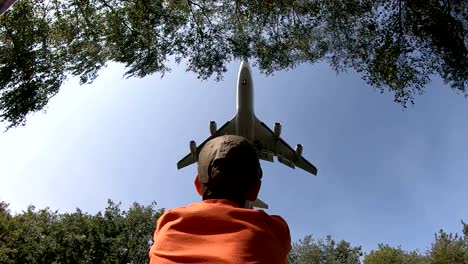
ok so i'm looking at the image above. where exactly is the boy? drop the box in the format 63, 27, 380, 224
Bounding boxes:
149, 135, 291, 263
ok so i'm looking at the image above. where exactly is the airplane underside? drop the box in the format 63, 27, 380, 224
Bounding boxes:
177, 61, 318, 209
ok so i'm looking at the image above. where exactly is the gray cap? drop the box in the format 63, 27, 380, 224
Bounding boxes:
197, 135, 263, 195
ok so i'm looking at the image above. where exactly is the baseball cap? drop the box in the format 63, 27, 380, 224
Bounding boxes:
197, 135, 263, 196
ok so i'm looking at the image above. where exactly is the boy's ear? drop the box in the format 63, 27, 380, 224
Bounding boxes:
194, 175, 203, 196
245, 180, 262, 202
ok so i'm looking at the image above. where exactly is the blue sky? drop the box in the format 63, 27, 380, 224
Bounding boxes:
0, 60, 467, 254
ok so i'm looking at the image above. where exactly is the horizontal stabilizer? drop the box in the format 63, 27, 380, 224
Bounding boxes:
252, 198, 269, 209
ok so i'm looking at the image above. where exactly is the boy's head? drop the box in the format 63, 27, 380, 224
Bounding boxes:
195, 135, 263, 207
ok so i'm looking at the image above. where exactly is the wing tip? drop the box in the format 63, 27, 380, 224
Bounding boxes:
176, 160, 184, 170
310, 168, 318, 176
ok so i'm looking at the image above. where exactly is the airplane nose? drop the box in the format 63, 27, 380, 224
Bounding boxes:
240, 60, 251, 71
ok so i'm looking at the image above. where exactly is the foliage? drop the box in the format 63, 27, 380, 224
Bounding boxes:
0, 1, 65, 129
1, 200, 467, 263
0, 0, 466, 130
288, 234, 363, 264
0, 199, 164, 264
289, 222, 468, 264
428, 222, 468, 264
364, 244, 428, 264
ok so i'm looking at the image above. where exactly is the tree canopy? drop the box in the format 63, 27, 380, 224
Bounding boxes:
1, 200, 467, 263
288, 234, 363, 264
0, 200, 163, 263
0, 0, 467, 129
364, 244, 428, 264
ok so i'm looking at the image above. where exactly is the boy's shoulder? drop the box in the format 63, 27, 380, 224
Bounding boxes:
159, 200, 289, 230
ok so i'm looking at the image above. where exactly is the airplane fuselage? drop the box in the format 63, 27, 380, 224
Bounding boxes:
177, 60, 318, 192
235, 61, 255, 141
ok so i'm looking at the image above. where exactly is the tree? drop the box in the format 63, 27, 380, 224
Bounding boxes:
288, 234, 362, 264
1, 199, 467, 263
0, 0, 467, 130
0, 0, 66, 130
363, 222, 468, 264
427, 221, 468, 264
364, 244, 428, 264
0, 199, 164, 263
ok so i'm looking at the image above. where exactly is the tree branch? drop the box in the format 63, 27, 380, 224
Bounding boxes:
186, 0, 205, 41
97, 0, 138, 36
72, 0, 95, 36
187, 0, 213, 28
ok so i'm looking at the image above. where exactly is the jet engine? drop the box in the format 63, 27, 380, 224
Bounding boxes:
274, 122, 282, 137
190, 140, 197, 157
210, 121, 217, 136
295, 144, 303, 159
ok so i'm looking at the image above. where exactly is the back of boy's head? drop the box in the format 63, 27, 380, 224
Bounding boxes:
197, 135, 263, 203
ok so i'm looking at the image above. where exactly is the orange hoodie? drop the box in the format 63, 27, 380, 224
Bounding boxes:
149, 199, 291, 264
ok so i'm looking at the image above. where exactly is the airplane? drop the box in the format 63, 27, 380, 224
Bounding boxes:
0, 0, 18, 16
177, 60, 318, 209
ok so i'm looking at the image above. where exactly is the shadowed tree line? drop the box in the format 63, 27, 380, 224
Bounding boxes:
0, 0, 467, 130
1, 200, 467, 263
0, 200, 164, 264
289, 227, 468, 264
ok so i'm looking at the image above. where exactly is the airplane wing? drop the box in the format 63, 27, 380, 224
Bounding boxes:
177, 118, 270, 209
176, 152, 197, 170
254, 119, 318, 176
177, 119, 236, 169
